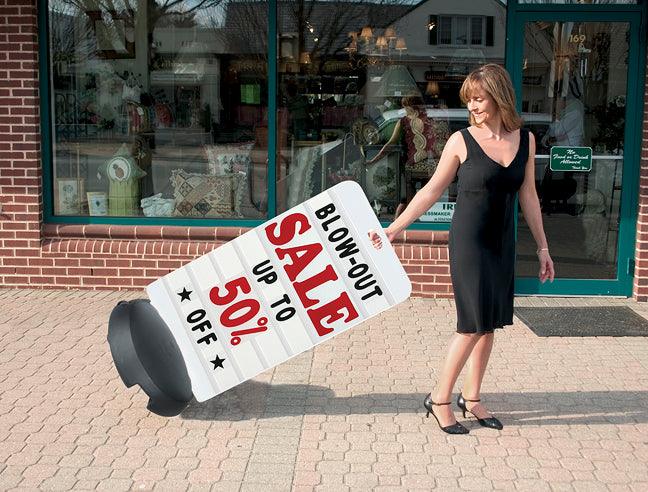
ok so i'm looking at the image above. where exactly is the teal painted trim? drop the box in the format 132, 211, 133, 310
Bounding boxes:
506, 1, 519, 86
515, 278, 628, 297
511, 5, 647, 297
511, 9, 642, 22
47, 215, 266, 228
507, 2, 522, 249
514, 3, 643, 14
39, 0, 54, 222
615, 10, 645, 296
268, 0, 277, 218
383, 221, 450, 231
507, 4, 524, 112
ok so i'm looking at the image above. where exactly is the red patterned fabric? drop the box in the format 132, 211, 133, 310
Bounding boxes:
400, 107, 450, 169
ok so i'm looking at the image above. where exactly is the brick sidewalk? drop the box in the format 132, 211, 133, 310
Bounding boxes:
1, 289, 647, 491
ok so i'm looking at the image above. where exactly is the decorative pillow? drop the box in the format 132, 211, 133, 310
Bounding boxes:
170, 170, 246, 218
203, 143, 253, 175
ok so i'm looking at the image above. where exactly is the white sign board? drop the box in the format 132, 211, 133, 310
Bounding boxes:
420, 202, 455, 223
146, 181, 411, 402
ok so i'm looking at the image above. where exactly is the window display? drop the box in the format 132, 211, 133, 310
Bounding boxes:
275, 0, 507, 220
48, 0, 509, 222
49, 0, 270, 219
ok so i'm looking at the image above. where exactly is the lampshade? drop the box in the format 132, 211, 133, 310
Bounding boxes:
446, 48, 486, 78
360, 27, 373, 40
376, 36, 388, 49
425, 81, 440, 97
376, 65, 419, 97
385, 28, 397, 40
395, 38, 407, 51
299, 52, 311, 64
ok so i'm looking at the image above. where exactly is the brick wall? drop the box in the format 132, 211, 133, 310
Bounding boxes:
633, 37, 648, 302
38, 225, 242, 289
0, 0, 43, 285
391, 231, 453, 298
30, 225, 450, 294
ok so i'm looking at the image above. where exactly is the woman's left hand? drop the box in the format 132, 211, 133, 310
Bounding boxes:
537, 250, 555, 283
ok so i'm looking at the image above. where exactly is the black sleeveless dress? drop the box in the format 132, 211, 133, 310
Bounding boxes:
449, 128, 529, 334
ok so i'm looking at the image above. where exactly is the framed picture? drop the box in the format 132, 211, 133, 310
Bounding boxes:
87, 10, 136, 59
55, 179, 84, 215
87, 192, 108, 216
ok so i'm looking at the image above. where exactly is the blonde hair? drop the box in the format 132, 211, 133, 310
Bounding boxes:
460, 64, 522, 132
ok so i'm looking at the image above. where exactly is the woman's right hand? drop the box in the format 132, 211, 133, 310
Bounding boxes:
368, 229, 382, 249
368, 228, 395, 250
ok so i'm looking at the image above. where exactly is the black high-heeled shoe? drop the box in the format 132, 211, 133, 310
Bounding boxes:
423, 394, 469, 434
457, 393, 503, 430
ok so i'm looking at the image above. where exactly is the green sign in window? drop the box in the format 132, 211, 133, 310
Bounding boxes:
549, 146, 592, 172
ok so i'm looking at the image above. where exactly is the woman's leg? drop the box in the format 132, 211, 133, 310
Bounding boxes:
430, 333, 480, 426
461, 332, 495, 419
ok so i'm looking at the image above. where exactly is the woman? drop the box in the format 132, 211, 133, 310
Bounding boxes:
369, 64, 554, 434
366, 92, 450, 214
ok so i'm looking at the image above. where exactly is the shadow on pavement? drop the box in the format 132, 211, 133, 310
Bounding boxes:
180, 380, 648, 426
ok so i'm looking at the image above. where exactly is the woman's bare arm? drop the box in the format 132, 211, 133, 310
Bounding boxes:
369, 131, 465, 248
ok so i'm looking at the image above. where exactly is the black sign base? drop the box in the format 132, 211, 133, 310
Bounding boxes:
107, 299, 193, 417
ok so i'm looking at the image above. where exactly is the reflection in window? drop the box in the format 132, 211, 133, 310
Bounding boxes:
49, 0, 269, 219
434, 16, 492, 47
48, 0, 507, 223
471, 17, 484, 46
517, 20, 630, 280
276, 1, 505, 221
439, 17, 453, 45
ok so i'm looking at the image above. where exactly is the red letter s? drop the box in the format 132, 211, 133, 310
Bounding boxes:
265, 213, 311, 246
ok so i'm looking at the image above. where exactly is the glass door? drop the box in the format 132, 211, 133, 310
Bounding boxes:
513, 13, 642, 296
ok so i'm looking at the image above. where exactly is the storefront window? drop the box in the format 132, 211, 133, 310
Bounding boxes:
275, 0, 506, 221
47, 0, 507, 222
49, 0, 269, 219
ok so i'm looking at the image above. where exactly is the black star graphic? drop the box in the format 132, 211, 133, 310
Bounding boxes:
177, 288, 192, 302
211, 355, 226, 370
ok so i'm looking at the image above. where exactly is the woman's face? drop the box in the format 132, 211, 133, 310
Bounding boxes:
466, 87, 499, 126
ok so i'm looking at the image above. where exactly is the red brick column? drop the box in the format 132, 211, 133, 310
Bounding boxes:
390, 230, 452, 298
634, 40, 648, 301
0, 0, 43, 287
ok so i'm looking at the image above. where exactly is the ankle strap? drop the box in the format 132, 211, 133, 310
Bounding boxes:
435, 401, 451, 406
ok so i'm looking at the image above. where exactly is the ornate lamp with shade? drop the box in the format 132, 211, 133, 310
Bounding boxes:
376, 65, 419, 98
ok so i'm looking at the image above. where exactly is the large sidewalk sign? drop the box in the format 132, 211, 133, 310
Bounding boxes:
108, 181, 411, 416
